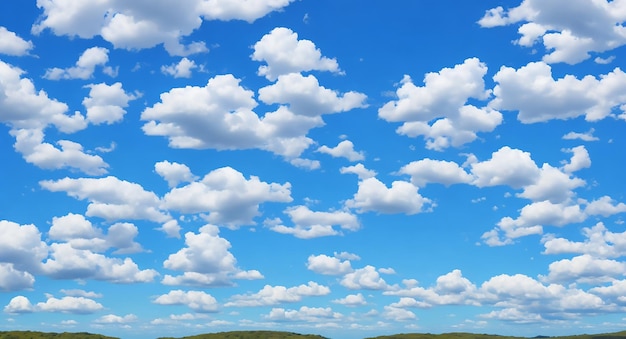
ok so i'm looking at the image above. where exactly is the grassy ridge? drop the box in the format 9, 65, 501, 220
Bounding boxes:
0, 331, 117, 339
2, 330, 626, 339
158, 330, 329, 339
366, 332, 626, 339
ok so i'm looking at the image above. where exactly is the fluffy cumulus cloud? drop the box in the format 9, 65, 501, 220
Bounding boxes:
341, 266, 389, 290
10, 129, 109, 175
82, 82, 137, 125
269, 205, 359, 239
332, 293, 367, 307
0, 26, 33, 56
399, 159, 473, 187
384, 270, 477, 307
265, 306, 342, 323
345, 177, 432, 215
306, 254, 353, 275
0, 60, 86, 133
379, 58, 502, 151
316, 140, 365, 162
543, 222, 626, 258
5, 295, 104, 314
44, 47, 110, 80
224, 282, 330, 307
478, 0, 626, 64
48, 213, 144, 254
0, 263, 35, 292
42, 242, 158, 283
0, 220, 48, 272
162, 224, 263, 286
251, 27, 341, 80
40, 176, 170, 223
154, 290, 219, 312
32, 0, 295, 55
141, 74, 321, 160
162, 166, 292, 227
257, 73, 367, 116
161, 58, 198, 78
490, 62, 626, 122
155, 160, 198, 188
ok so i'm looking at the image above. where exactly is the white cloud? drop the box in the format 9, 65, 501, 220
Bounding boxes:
345, 177, 432, 215
258, 73, 367, 117
49, 214, 144, 254
42, 243, 158, 283
0, 60, 86, 133
316, 140, 364, 161
585, 196, 626, 217
44, 47, 110, 80
94, 314, 138, 324
4, 296, 34, 314
478, 0, 626, 64
161, 58, 197, 78
384, 270, 477, 307
562, 128, 599, 142
0, 264, 35, 292
83, 82, 137, 125
141, 74, 322, 159
154, 290, 218, 313
61, 289, 103, 298
269, 205, 359, 239
0, 26, 33, 56
162, 224, 259, 286
0, 220, 48, 272
307, 254, 353, 275
265, 306, 342, 322
225, 281, 330, 307
199, 0, 296, 22
399, 158, 473, 187
379, 58, 500, 151
341, 266, 389, 290
545, 254, 626, 284
40, 176, 169, 223
382, 306, 416, 321
561, 145, 591, 173
34, 1, 292, 56
339, 163, 377, 180
470, 146, 540, 188
251, 27, 340, 80
36, 296, 104, 314
162, 166, 292, 227
516, 164, 585, 203
332, 293, 367, 307
155, 160, 197, 188
10, 129, 109, 175
490, 62, 626, 122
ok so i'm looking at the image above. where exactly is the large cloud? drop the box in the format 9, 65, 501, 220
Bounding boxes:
490, 62, 626, 122
162, 166, 292, 227
40, 176, 170, 223
379, 58, 501, 151
32, 0, 296, 55
478, 0, 626, 64
0, 26, 33, 56
251, 27, 341, 80
162, 224, 263, 286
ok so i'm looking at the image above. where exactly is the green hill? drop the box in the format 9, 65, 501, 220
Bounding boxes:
0, 331, 117, 339
158, 331, 329, 339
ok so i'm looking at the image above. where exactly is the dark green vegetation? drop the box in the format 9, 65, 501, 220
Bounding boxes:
365, 331, 626, 339
0, 331, 117, 339
158, 331, 329, 339
2, 330, 626, 339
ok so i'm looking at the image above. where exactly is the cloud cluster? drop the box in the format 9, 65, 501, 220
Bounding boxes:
32, 0, 296, 55
479, 0, 626, 64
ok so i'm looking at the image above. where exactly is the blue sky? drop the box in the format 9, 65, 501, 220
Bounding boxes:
2, 1, 626, 338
